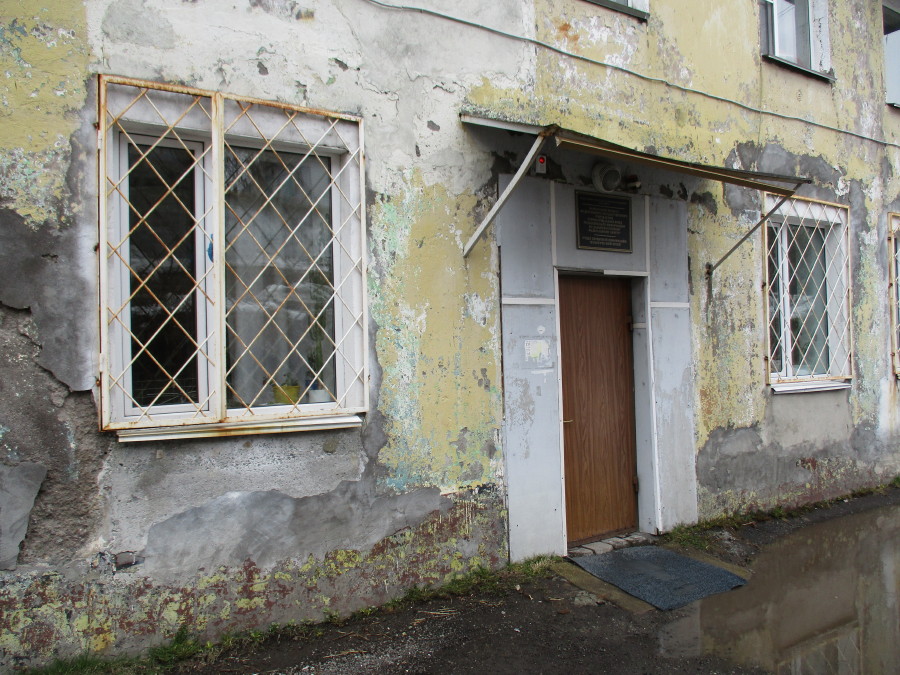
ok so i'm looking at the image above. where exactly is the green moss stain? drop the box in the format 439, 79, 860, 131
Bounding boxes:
369, 175, 501, 491
0, 492, 504, 667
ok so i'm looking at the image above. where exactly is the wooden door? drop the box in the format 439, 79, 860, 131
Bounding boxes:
559, 275, 637, 543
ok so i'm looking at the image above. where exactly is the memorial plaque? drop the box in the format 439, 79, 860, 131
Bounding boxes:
576, 192, 632, 253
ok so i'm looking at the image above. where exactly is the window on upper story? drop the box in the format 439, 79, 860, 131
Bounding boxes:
582, 0, 649, 21
761, 0, 833, 79
765, 195, 851, 390
98, 76, 367, 440
885, 2, 900, 105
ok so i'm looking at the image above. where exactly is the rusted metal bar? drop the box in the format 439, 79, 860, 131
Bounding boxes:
463, 126, 556, 258
705, 184, 804, 279
100, 74, 363, 123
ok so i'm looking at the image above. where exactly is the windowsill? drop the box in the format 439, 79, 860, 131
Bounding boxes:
762, 54, 836, 83
115, 414, 363, 443
580, 0, 649, 21
770, 380, 851, 394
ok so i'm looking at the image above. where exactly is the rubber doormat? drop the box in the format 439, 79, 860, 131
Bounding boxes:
572, 546, 746, 611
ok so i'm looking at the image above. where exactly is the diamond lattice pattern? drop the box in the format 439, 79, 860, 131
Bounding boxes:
892, 214, 900, 376
102, 80, 364, 427
766, 197, 850, 382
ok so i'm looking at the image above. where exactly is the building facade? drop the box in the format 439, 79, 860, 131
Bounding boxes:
1, 0, 899, 665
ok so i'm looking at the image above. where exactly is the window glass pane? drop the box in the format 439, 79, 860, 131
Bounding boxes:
788, 224, 828, 375
886, 30, 900, 104
767, 225, 784, 375
127, 143, 200, 406
775, 0, 811, 67
224, 147, 335, 408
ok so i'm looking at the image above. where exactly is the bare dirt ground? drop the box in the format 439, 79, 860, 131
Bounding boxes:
175, 487, 900, 675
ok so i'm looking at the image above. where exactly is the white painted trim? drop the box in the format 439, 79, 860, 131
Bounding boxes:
552, 267, 567, 551
644, 195, 651, 275
649, 301, 690, 309
459, 113, 545, 135
631, 322, 648, 329
646, 284, 663, 533
463, 133, 547, 257
116, 414, 363, 442
771, 380, 851, 394
501, 297, 556, 305
600, 270, 650, 277
551, 182, 558, 268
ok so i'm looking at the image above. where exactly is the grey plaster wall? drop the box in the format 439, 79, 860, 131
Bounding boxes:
99, 431, 365, 554
142, 482, 448, 579
498, 176, 566, 560
0, 0, 531, 577
696, 141, 900, 517
0, 305, 110, 566
0, 462, 47, 570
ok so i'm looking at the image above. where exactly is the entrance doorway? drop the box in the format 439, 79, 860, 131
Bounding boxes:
559, 275, 638, 543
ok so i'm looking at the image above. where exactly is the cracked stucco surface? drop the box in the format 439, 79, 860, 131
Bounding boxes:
2, 0, 900, 666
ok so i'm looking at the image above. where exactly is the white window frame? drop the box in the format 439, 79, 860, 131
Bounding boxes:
889, 214, 900, 376
885, 2, 900, 106
581, 0, 649, 21
98, 75, 368, 441
111, 134, 216, 422
761, 0, 833, 79
764, 195, 851, 392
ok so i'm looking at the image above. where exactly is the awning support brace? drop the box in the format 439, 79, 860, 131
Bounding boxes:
705, 183, 804, 278
463, 128, 555, 258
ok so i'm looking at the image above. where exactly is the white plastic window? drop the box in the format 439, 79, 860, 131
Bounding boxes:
765, 196, 850, 385
762, 0, 832, 75
99, 77, 367, 439
885, 3, 900, 105
582, 0, 649, 19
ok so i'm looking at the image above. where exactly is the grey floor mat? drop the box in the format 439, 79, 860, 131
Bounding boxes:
572, 546, 746, 610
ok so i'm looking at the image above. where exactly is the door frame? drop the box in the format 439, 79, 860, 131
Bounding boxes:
553, 268, 653, 549
501, 177, 696, 562
557, 273, 639, 543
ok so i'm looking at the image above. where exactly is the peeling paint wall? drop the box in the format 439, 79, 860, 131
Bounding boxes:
2, 0, 900, 666
1, 0, 512, 666
467, 0, 900, 515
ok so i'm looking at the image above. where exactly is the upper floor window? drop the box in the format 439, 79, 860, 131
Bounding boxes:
582, 0, 649, 21
98, 76, 367, 440
885, 2, 900, 105
761, 0, 833, 79
765, 196, 850, 389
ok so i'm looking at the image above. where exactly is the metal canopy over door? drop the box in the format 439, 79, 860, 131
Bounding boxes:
559, 275, 637, 543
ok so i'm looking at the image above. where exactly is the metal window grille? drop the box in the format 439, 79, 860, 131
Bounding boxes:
764, 195, 850, 383
890, 213, 900, 375
98, 76, 367, 432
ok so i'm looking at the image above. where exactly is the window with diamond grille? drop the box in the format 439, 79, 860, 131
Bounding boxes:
889, 213, 900, 376
98, 76, 367, 436
764, 195, 850, 384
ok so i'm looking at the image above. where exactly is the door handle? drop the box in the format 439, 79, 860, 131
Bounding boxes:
563, 419, 574, 423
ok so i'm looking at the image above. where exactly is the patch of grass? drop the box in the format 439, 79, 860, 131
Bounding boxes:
26, 627, 216, 675
665, 524, 712, 550
381, 556, 558, 612
23, 653, 150, 675
663, 477, 900, 549
147, 627, 202, 666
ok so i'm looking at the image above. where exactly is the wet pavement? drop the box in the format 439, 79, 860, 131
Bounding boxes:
659, 502, 900, 673
179, 489, 900, 674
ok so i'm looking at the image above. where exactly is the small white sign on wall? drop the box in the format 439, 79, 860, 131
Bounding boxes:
523, 338, 553, 368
